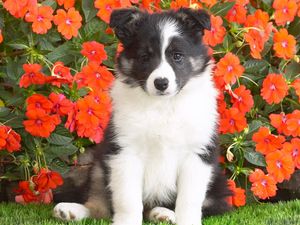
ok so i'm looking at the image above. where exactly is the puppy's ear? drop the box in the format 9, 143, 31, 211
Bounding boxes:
177, 8, 211, 35
109, 8, 144, 46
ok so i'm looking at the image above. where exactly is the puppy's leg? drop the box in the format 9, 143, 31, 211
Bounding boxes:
109, 153, 144, 225
175, 153, 213, 225
53, 202, 90, 221
145, 207, 176, 224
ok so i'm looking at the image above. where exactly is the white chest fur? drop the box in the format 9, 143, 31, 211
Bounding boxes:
110, 71, 218, 205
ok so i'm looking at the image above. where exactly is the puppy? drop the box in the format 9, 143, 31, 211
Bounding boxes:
53, 7, 231, 225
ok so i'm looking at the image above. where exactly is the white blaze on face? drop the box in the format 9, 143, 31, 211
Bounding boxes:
146, 20, 180, 96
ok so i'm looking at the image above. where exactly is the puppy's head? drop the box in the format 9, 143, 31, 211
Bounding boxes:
110, 8, 211, 97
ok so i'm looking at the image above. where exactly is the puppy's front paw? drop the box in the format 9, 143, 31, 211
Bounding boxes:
148, 207, 176, 224
53, 202, 90, 221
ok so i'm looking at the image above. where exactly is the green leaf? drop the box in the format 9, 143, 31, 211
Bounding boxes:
289, 17, 300, 39
285, 61, 300, 80
46, 144, 78, 160
6, 43, 29, 50
247, 120, 263, 137
49, 158, 70, 174
42, 0, 57, 9
244, 59, 269, 74
82, 0, 98, 22
46, 42, 75, 64
83, 18, 106, 38
244, 147, 266, 167
0, 107, 10, 118
210, 2, 235, 16
48, 133, 73, 145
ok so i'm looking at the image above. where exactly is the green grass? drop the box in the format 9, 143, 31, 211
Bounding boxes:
0, 200, 299, 225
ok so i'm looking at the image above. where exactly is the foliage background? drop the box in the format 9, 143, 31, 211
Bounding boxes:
0, 0, 300, 206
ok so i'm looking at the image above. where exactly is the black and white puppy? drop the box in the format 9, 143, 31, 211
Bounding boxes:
53, 7, 231, 225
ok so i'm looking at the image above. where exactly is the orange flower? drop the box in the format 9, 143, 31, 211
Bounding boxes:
25, 6, 53, 34
3, 0, 37, 18
0, 126, 21, 153
199, 0, 217, 8
219, 107, 247, 134
48, 61, 73, 87
292, 79, 300, 102
203, 15, 226, 47
230, 85, 254, 114
227, 180, 246, 207
214, 53, 244, 85
290, 138, 300, 169
273, 0, 298, 26
75, 93, 111, 143
19, 64, 47, 88
94, 0, 124, 24
217, 93, 227, 115
56, 0, 75, 10
252, 127, 285, 155
249, 169, 277, 200
298, 3, 300, 17
226, 4, 247, 24
81, 41, 108, 63
81, 62, 114, 91
53, 8, 82, 40
273, 28, 296, 60
244, 10, 273, 59
49, 93, 73, 116
286, 110, 300, 137
170, 0, 189, 9
260, 73, 289, 104
0, 29, 3, 43
266, 150, 295, 183
23, 109, 61, 138
269, 113, 289, 135
26, 94, 53, 114
33, 168, 63, 192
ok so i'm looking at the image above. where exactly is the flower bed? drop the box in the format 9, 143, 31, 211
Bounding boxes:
0, 0, 300, 207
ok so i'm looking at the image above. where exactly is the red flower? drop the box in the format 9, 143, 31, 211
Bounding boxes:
260, 73, 289, 104
19, 64, 47, 88
74, 72, 88, 89
33, 168, 63, 192
94, 0, 124, 24
23, 110, 61, 138
273, 28, 296, 60
227, 180, 246, 207
53, 8, 82, 40
273, 0, 298, 26
249, 169, 277, 200
26, 94, 53, 114
266, 150, 295, 183
252, 127, 285, 155
56, 0, 75, 10
0, 126, 21, 153
286, 110, 300, 137
81, 41, 108, 63
219, 107, 247, 134
15, 181, 38, 203
81, 61, 114, 91
230, 85, 254, 114
48, 61, 73, 87
214, 53, 245, 85
49, 92, 73, 116
203, 15, 226, 47
269, 113, 289, 135
25, 5, 53, 34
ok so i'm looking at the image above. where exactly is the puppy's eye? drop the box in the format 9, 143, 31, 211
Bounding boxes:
173, 52, 184, 62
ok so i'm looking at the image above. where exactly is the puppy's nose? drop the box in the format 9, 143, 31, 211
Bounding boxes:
154, 78, 169, 91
